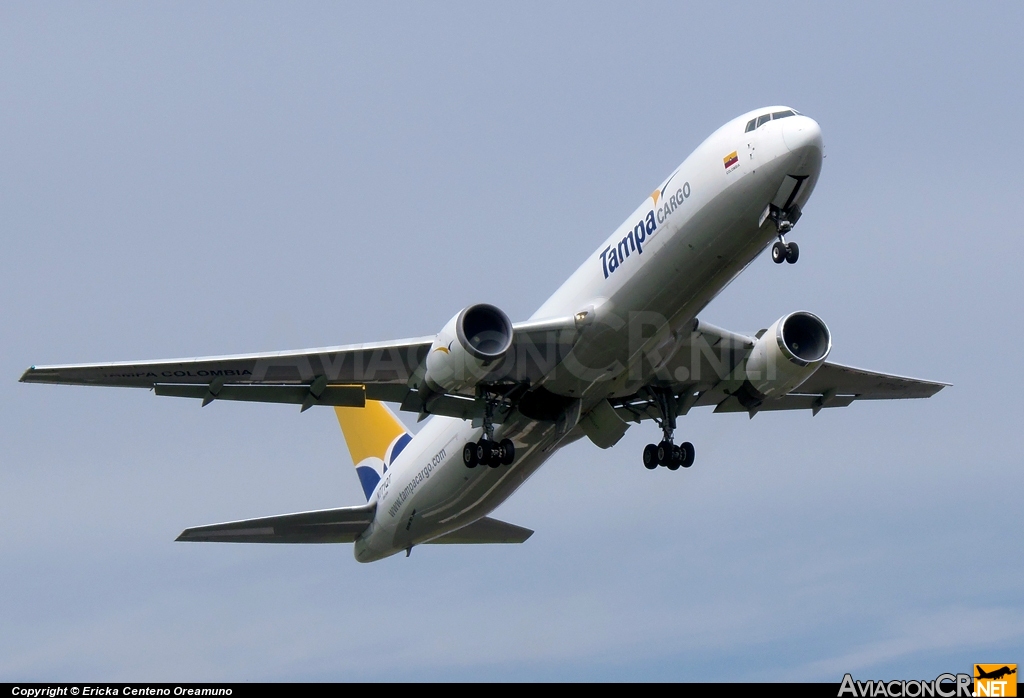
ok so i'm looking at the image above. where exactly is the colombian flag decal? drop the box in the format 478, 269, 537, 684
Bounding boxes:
723, 151, 739, 172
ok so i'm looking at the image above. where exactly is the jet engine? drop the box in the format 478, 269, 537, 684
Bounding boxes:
423, 304, 514, 393
743, 311, 831, 398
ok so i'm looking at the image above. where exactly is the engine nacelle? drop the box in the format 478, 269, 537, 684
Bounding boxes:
744, 311, 831, 398
423, 304, 514, 393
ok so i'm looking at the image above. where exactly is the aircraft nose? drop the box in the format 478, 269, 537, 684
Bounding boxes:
782, 115, 823, 155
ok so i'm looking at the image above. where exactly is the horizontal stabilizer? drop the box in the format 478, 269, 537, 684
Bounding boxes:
425, 516, 533, 545
176, 502, 375, 544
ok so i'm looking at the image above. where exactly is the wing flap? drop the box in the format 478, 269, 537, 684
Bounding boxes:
154, 383, 368, 408
176, 503, 376, 544
713, 393, 857, 413
424, 516, 533, 544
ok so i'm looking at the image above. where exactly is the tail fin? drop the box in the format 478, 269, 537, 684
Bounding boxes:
334, 401, 413, 501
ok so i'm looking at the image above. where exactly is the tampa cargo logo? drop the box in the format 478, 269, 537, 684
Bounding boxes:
599, 178, 691, 279
837, 664, 1017, 698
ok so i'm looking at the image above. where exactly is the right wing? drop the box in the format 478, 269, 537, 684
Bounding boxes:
787, 362, 948, 400
176, 502, 377, 544
703, 362, 947, 415
613, 320, 947, 421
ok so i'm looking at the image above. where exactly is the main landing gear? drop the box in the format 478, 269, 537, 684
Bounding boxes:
463, 438, 515, 468
641, 388, 695, 471
462, 389, 516, 469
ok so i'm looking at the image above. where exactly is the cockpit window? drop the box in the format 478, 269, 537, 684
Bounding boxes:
748, 110, 799, 132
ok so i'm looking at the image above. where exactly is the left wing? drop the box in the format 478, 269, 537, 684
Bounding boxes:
20, 336, 433, 404
20, 316, 579, 416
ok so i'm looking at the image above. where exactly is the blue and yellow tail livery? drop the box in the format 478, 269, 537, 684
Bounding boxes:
334, 401, 412, 500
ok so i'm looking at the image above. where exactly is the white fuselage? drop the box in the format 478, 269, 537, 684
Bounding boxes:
354, 107, 824, 562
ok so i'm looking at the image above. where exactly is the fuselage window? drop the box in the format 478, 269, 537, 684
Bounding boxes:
756, 114, 771, 128
745, 119, 757, 132
771, 110, 795, 120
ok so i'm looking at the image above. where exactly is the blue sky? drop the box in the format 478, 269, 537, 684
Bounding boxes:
2, 1, 1021, 681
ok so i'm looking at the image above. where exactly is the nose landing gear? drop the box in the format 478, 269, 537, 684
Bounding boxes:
772, 238, 799, 264
767, 207, 800, 264
641, 387, 696, 471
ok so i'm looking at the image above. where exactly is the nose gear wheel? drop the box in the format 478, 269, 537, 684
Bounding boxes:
772, 240, 799, 264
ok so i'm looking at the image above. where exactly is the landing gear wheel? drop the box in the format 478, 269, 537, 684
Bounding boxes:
680, 441, 695, 468
499, 438, 515, 465
486, 441, 502, 468
666, 445, 681, 471
463, 443, 478, 468
656, 440, 673, 466
785, 241, 799, 264
475, 441, 491, 467
473, 439, 510, 468
643, 443, 658, 470
772, 241, 787, 264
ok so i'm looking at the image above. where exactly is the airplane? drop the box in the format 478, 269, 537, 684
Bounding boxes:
20, 106, 947, 562
976, 666, 1016, 681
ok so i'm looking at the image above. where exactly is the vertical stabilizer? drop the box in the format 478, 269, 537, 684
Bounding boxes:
334, 401, 412, 501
